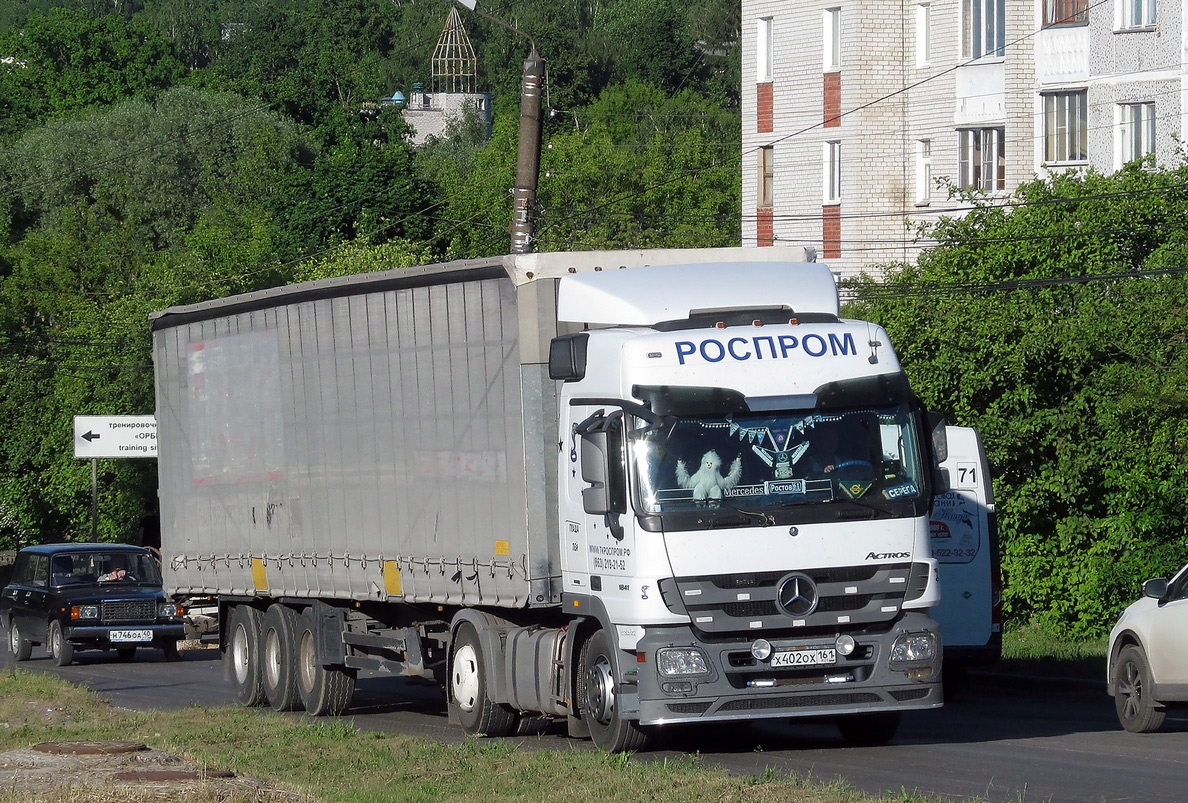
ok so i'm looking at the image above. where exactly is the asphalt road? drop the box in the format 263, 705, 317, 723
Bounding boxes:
3, 645, 1186, 803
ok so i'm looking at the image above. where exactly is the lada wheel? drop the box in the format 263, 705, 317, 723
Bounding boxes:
296, 609, 355, 716
450, 622, 516, 736
8, 620, 31, 662
48, 620, 73, 667
578, 629, 649, 753
262, 604, 303, 711
1114, 644, 1166, 733
227, 605, 266, 707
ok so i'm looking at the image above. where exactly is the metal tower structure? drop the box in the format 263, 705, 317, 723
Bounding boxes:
431, 7, 477, 94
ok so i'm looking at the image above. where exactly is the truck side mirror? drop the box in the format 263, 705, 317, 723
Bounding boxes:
580, 430, 611, 516
927, 412, 948, 463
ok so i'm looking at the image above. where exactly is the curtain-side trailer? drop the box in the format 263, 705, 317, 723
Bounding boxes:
153, 247, 962, 751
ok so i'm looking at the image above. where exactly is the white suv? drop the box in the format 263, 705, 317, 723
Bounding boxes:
1107, 563, 1188, 732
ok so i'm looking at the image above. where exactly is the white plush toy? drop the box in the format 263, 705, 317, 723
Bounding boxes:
676, 450, 743, 500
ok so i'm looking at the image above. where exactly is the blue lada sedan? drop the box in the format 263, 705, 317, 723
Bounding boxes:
1, 543, 186, 666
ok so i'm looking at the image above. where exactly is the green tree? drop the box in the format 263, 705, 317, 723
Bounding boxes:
0, 86, 305, 546
0, 7, 185, 142
849, 164, 1188, 638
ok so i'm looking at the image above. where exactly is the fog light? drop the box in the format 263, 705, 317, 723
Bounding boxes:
889, 632, 936, 667
750, 638, 772, 661
906, 666, 934, 681
835, 634, 856, 656
656, 647, 710, 677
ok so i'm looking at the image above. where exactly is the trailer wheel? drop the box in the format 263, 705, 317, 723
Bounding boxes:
450, 623, 516, 737
49, 620, 73, 667
836, 711, 901, 745
262, 604, 303, 711
226, 605, 265, 707
296, 610, 355, 716
578, 629, 649, 753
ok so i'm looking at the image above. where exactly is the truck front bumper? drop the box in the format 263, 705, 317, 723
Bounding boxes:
627, 612, 942, 726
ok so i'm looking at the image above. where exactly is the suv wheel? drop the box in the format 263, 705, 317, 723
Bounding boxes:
1114, 644, 1166, 733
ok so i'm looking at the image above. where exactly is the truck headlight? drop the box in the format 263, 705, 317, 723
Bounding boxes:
888, 632, 936, 667
656, 646, 710, 677
71, 605, 99, 620
158, 603, 184, 618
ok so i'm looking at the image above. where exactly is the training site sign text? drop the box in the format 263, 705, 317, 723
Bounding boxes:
73, 415, 157, 459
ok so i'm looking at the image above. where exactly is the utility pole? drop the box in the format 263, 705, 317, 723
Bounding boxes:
510, 48, 544, 254
454, 0, 544, 254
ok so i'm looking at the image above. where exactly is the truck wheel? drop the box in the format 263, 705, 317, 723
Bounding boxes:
1114, 644, 1166, 733
296, 610, 355, 716
836, 711, 901, 745
49, 620, 73, 667
578, 629, 649, 753
8, 620, 32, 662
226, 605, 266, 706
450, 623, 516, 736
263, 604, 303, 712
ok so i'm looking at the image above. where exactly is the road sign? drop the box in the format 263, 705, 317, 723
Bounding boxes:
73, 415, 157, 459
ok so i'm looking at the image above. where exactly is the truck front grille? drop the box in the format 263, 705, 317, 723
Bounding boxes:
102, 600, 154, 622
660, 564, 914, 636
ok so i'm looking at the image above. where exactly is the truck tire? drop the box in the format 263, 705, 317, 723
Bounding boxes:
836, 711, 901, 745
296, 609, 355, 716
226, 605, 266, 707
450, 623, 516, 737
263, 604, 303, 712
1114, 644, 1166, 733
8, 620, 32, 662
578, 629, 649, 753
49, 619, 73, 667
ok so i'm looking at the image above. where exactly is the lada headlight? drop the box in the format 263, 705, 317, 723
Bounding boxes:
656, 646, 711, 677
158, 603, 184, 618
889, 632, 936, 666
71, 605, 99, 621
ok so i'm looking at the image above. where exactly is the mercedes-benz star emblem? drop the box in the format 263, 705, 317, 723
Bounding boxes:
776, 573, 819, 617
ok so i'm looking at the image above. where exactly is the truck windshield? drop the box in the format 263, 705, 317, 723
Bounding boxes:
630, 403, 927, 524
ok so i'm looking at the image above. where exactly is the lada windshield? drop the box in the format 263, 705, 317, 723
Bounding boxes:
50, 551, 162, 588
630, 403, 926, 524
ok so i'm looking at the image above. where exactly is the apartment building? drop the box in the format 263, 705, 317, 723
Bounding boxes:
741, 0, 1184, 280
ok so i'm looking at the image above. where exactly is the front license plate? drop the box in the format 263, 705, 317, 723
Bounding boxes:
109, 630, 152, 643
771, 648, 836, 667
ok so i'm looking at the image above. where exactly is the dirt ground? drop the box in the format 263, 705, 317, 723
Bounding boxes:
0, 739, 304, 802
0, 640, 308, 802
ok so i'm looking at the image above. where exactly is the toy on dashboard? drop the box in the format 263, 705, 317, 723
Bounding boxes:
675, 450, 743, 501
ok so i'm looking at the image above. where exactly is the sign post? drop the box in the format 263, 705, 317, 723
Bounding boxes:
73, 415, 157, 540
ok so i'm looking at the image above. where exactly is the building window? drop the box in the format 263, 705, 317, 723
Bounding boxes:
1043, 0, 1088, 25
962, 0, 1005, 58
958, 128, 1005, 190
1043, 91, 1088, 163
758, 146, 774, 208
824, 141, 841, 203
757, 17, 774, 83
1120, 0, 1156, 28
916, 139, 933, 203
823, 8, 841, 71
916, 3, 932, 67
1120, 102, 1155, 164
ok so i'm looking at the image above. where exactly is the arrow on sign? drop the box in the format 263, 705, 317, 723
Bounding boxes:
83, 431, 100, 442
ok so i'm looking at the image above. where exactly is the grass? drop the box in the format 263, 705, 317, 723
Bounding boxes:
997, 623, 1108, 680
0, 667, 956, 803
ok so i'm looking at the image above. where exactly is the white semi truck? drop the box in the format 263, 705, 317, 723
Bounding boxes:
152, 247, 974, 751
